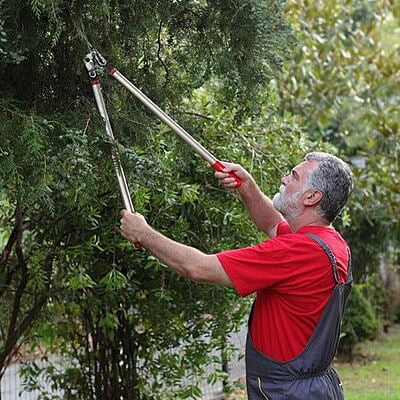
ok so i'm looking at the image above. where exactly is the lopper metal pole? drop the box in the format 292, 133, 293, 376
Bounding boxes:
81, 51, 142, 247
84, 52, 135, 213
90, 80, 134, 213
89, 78, 142, 249
105, 65, 242, 187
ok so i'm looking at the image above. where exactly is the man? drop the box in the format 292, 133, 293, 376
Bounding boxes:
120, 151, 354, 399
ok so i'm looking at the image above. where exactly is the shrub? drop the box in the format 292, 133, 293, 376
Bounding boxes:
339, 284, 379, 360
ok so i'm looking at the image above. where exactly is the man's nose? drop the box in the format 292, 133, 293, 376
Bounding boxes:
281, 175, 289, 185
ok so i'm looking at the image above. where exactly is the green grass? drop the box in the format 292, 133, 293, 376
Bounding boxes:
334, 325, 400, 400
228, 325, 400, 400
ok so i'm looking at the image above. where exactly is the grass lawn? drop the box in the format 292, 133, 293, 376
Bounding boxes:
227, 325, 400, 400
334, 324, 400, 400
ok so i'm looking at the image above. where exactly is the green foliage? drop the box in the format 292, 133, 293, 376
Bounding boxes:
359, 273, 391, 326
17, 82, 310, 399
0, 18, 26, 64
279, 0, 400, 357
5, 0, 397, 395
0, 1, 303, 398
0, 0, 294, 112
340, 284, 379, 358
281, 0, 400, 279
339, 273, 393, 357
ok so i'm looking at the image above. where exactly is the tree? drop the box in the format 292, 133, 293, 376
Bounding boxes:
339, 284, 379, 361
280, 0, 400, 279
279, 0, 400, 353
0, 1, 303, 398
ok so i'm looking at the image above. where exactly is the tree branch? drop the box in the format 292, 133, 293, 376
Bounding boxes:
157, 21, 170, 88
0, 235, 58, 373
6, 204, 29, 347
181, 110, 214, 121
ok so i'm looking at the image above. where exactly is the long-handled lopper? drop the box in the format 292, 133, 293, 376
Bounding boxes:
83, 49, 242, 247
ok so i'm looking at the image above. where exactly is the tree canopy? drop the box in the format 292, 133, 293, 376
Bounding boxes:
281, 0, 400, 279
1, 0, 399, 398
0, 1, 303, 398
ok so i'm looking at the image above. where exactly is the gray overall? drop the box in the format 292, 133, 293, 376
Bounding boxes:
246, 233, 352, 400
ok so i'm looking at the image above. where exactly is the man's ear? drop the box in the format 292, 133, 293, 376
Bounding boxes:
303, 189, 323, 206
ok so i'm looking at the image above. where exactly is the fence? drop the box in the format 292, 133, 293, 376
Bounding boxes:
1, 356, 63, 400
1, 326, 246, 400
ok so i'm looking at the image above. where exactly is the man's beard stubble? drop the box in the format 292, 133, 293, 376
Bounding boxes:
273, 187, 303, 221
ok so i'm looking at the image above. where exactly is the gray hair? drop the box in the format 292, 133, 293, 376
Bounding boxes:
304, 152, 354, 223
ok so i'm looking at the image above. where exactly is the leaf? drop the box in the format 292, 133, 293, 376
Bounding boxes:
98, 314, 119, 329
99, 269, 128, 290
68, 273, 96, 290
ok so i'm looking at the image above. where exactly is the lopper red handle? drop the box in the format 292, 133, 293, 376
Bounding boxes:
212, 161, 242, 188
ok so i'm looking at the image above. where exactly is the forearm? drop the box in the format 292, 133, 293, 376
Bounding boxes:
138, 227, 199, 277
238, 179, 284, 237
120, 210, 231, 286
136, 226, 228, 284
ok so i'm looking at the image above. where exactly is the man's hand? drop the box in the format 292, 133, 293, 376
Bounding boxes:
214, 161, 284, 237
120, 210, 149, 244
214, 162, 253, 190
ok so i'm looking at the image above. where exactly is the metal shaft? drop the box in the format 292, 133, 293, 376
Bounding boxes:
91, 81, 134, 213
109, 69, 218, 165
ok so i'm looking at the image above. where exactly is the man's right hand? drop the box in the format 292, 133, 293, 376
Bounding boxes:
214, 161, 284, 237
214, 162, 253, 190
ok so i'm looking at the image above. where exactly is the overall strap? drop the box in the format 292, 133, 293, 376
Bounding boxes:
345, 247, 353, 284
306, 233, 341, 284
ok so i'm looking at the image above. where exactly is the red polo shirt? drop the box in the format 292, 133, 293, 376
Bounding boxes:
216, 221, 349, 361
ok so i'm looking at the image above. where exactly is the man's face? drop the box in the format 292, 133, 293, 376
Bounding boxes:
272, 161, 318, 220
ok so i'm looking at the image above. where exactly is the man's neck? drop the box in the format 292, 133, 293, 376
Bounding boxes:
287, 213, 331, 232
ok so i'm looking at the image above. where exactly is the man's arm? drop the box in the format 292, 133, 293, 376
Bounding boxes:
215, 163, 284, 238
120, 211, 232, 287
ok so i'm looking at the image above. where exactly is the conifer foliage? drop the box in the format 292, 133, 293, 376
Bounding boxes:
0, 1, 298, 398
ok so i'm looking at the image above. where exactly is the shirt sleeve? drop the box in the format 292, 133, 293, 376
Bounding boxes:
276, 220, 292, 236
216, 237, 294, 297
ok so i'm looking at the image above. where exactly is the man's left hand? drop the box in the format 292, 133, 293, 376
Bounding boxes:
120, 210, 149, 243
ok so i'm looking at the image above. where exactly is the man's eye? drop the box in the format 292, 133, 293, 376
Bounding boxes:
291, 171, 299, 180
